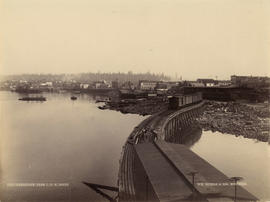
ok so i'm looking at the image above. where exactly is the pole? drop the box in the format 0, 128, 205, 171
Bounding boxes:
234, 179, 237, 202
229, 176, 243, 202
187, 171, 198, 193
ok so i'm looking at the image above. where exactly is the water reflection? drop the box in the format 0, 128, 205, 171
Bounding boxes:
190, 131, 270, 201
1, 91, 269, 201
165, 123, 202, 147
0, 91, 145, 201
162, 119, 269, 201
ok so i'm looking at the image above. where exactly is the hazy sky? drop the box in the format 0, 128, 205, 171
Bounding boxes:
1, 0, 270, 80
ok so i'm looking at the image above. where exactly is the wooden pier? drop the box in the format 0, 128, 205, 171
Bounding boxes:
118, 102, 258, 201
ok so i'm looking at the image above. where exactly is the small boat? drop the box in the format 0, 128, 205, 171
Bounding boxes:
71, 96, 77, 100
98, 105, 107, 110
95, 98, 110, 103
19, 96, 46, 101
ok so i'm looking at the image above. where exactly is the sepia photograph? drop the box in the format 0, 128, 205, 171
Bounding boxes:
0, 0, 269, 201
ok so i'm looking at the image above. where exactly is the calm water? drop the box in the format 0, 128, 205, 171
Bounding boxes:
190, 131, 270, 201
0, 91, 146, 201
1, 91, 269, 201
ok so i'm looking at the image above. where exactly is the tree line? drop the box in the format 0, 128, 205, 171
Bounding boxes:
1, 72, 171, 84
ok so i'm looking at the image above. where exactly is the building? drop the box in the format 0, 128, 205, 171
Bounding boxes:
92, 81, 110, 89
231, 75, 270, 88
197, 79, 217, 87
112, 81, 119, 89
155, 82, 167, 90
80, 84, 89, 89
163, 81, 180, 90
217, 80, 231, 87
190, 82, 205, 87
39, 82, 53, 91
121, 81, 135, 90
139, 80, 158, 90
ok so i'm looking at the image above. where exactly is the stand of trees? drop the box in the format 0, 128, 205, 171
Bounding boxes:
1, 72, 170, 84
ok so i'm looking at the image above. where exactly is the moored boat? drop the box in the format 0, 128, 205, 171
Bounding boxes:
18, 96, 46, 101
71, 96, 77, 100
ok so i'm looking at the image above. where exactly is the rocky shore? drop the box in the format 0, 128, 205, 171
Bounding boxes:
197, 101, 270, 142
99, 98, 168, 116
99, 98, 270, 143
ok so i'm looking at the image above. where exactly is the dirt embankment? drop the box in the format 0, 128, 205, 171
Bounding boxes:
197, 101, 270, 142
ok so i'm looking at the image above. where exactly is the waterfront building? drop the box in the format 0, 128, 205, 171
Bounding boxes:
112, 81, 119, 89
139, 80, 158, 90
231, 75, 270, 88
197, 79, 217, 87
80, 83, 90, 89
190, 82, 205, 87
93, 81, 110, 89
217, 80, 231, 87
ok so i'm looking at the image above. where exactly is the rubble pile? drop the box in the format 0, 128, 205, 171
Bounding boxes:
197, 101, 270, 142
103, 99, 168, 116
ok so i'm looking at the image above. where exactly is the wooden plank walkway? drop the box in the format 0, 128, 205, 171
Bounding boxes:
135, 143, 194, 201
134, 141, 258, 202
167, 142, 258, 201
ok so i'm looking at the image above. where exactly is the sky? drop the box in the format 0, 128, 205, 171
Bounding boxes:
1, 0, 270, 80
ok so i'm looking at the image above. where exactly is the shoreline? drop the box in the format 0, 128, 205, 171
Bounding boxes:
197, 101, 270, 142
101, 99, 270, 143
101, 98, 168, 116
